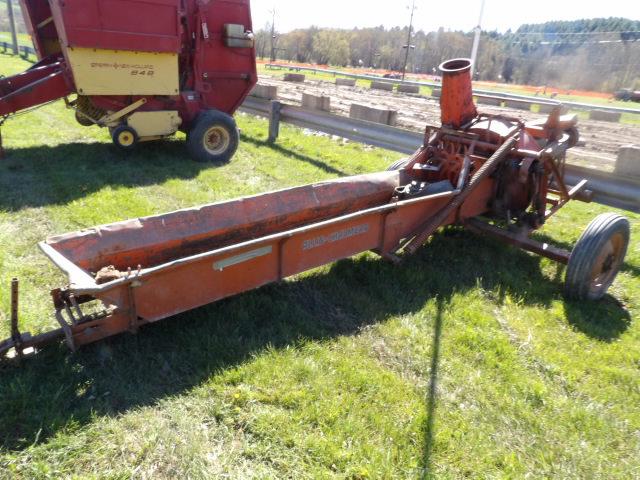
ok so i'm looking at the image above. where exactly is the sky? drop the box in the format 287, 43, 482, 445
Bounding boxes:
251, 0, 639, 33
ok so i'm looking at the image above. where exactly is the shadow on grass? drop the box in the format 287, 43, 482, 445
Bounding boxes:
421, 298, 444, 480
563, 298, 632, 342
0, 229, 632, 455
621, 263, 640, 277
0, 141, 214, 210
0, 136, 348, 211
241, 134, 348, 176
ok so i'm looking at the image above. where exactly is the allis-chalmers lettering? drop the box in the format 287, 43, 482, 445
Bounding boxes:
303, 224, 370, 251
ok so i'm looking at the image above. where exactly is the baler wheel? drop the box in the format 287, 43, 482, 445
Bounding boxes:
565, 127, 580, 149
112, 125, 139, 151
187, 110, 239, 163
75, 111, 94, 127
565, 213, 630, 300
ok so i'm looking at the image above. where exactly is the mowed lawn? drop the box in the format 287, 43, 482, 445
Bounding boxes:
0, 54, 639, 479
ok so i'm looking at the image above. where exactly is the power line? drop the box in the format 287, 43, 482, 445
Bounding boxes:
512, 30, 640, 36
510, 39, 640, 46
401, 0, 417, 81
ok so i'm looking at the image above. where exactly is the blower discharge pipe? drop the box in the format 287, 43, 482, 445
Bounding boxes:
439, 58, 478, 129
402, 58, 515, 255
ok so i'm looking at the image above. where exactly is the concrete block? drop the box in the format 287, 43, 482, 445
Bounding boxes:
370, 81, 394, 92
615, 145, 640, 178
250, 84, 278, 100
432, 88, 442, 98
336, 78, 357, 87
505, 100, 532, 111
537, 103, 568, 114
477, 96, 502, 107
397, 84, 420, 94
589, 110, 622, 123
302, 93, 331, 112
284, 73, 306, 83
350, 104, 398, 126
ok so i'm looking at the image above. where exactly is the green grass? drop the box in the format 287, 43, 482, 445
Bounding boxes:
0, 56, 639, 479
0, 32, 31, 46
260, 63, 373, 89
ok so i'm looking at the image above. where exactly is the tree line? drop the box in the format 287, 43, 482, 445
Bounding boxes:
0, 3, 25, 34
255, 18, 640, 92
2, 8, 637, 93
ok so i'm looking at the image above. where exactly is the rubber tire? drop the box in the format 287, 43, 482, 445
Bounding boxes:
387, 157, 411, 171
186, 110, 239, 164
75, 110, 94, 127
565, 213, 630, 301
111, 125, 139, 152
565, 126, 580, 149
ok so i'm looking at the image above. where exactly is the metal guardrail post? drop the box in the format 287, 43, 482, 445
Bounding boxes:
268, 100, 282, 143
10, 278, 22, 357
0, 42, 35, 57
7, 0, 19, 55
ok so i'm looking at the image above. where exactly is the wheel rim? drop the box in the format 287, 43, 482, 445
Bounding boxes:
202, 126, 230, 156
118, 131, 135, 147
588, 232, 626, 297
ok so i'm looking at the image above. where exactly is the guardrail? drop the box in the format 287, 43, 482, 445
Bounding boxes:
0, 41, 36, 58
240, 96, 640, 213
266, 63, 640, 116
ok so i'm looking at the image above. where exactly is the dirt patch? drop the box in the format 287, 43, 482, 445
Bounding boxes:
94, 266, 126, 285
259, 75, 640, 172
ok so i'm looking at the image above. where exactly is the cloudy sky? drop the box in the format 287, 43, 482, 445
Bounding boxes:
251, 0, 638, 33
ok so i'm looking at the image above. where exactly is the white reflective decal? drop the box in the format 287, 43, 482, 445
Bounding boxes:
213, 246, 273, 271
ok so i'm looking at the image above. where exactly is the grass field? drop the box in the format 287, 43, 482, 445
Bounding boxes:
0, 32, 31, 45
0, 54, 639, 479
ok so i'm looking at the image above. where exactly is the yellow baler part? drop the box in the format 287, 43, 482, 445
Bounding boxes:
100, 98, 147, 127
127, 111, 182, 138
66, 48, 179, 96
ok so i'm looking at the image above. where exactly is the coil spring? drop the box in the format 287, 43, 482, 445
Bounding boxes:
76, 96, 106, 122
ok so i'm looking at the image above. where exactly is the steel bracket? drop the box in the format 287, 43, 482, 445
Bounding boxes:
99, 98, 148, 127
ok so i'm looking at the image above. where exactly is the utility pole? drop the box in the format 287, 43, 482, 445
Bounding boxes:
401, 0, 417, 81
470, 0, 487, 80
6, 0, 19, 55
269, 8, 277, 63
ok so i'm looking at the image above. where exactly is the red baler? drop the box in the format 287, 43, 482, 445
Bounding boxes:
0, 0, 257, 162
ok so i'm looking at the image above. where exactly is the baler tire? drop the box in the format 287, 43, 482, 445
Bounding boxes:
564, 213, 630, 301
187, 111, 239, 164
565, 127, 580, 149
75, 111, 94, 127
111, 125, 139, 152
